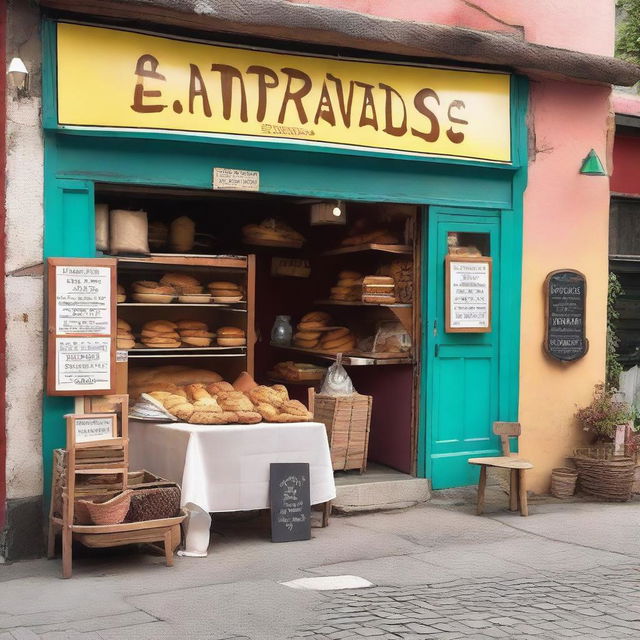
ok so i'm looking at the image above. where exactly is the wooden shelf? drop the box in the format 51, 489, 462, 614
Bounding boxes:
118, 303, 246, 312
117, 254, 247, 269
127, 352, 247, 359
315, 299, 411, 308
128, 346, 246, 352
320, 243, 412, 256
270, 344, 412, 366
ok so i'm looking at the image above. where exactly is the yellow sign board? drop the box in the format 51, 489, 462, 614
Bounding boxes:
56, 23, 511, 162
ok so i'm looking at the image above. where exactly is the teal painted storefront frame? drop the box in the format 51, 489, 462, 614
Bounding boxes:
40, 19, 527, 497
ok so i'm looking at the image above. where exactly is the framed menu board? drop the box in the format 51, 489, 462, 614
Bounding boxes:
445, 255, 492, 333
544, 269, 588, 362
47, 258, 117, 395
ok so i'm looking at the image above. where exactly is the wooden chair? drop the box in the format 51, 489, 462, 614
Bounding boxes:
468, 422, 533, 517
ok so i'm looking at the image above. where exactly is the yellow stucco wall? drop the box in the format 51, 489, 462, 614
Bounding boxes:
519, 79, 612, 493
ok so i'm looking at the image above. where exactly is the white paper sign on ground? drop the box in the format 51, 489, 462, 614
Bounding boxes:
55, 337, 112, 392
55, 265, 111, 335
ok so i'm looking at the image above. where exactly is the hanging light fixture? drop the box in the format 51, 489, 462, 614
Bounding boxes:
579, 149, 607, 176
7, 57, 29, 97
310, 200, 347, 225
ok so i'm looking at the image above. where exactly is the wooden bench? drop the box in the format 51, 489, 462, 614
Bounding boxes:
468, 422, 533, 517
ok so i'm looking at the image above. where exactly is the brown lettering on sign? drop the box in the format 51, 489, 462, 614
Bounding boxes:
189, 64, 212, 117
211, 64, 248, 122
356, 81, 378, 130
314, 81, 336, 126
247, 65, 279, 122
130, 54, 167, 113
411, 88, 440, 143
278, 68, 312, 124
379, 83, 407, 137
446, 99, 468, 144
326, 74, 355, 128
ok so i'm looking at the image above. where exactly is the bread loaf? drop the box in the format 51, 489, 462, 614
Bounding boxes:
170, 216, 195, 252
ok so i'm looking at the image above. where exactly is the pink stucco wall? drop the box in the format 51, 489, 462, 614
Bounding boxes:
290, 0, 615, 55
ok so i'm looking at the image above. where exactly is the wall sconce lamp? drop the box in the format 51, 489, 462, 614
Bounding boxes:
310, 200, 347, 225
7, 57, 29, 98
579, 149, 607, 176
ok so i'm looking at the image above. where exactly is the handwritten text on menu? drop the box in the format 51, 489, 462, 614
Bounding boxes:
55, 337, 111, 391
56, 266, 111, 335
448, 259, 491, 330
269, 463, 311, 543
74, 416, 115, 443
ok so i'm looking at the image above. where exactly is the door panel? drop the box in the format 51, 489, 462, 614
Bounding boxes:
426, 208, 502, 489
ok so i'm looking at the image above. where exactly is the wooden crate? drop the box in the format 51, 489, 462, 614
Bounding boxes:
311, 392, 372, 473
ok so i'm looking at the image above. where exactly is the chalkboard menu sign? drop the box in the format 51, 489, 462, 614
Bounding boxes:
544, 269, 588, 362
270, 463, 311, 543
47, 258, 117, 396
445, 256, 492, 333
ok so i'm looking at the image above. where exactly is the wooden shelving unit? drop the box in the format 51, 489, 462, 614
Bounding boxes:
315, 299, 411, 309
271, 343, 412, 366
320, 243, 412, 256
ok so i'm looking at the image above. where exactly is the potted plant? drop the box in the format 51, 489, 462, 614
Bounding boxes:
573, 384, 636, 501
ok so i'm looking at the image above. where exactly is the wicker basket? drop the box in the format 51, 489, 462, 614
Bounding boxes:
550, 467, 578, 499
313, 393, 372, 472
78, 490, 133, 525
573, 448, 635, 502
126, 485, 181, 522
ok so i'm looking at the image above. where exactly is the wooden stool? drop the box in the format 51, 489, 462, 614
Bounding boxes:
468, 422, 534, 517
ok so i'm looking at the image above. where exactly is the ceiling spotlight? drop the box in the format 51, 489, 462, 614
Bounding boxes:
310, 200, 347, 226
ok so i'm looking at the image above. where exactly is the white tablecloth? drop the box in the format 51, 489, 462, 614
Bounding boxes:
129, 420, 336, 513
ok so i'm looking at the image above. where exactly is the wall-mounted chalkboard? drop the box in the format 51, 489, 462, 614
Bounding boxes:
544, 269, 588, 362
269, 463, 311, 543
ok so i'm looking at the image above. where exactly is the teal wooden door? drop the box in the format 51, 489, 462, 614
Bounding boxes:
426, 207, 502, 489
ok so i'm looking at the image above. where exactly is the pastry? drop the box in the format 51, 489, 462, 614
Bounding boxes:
193, 397, 222, 411
206, 381, 235, 395
116, 337, 136, 349
322, 327, 350, 341
189, 411, 229, 425
217, 326, 246, 346
217, 391, 254, 412
149, 391, 172, 402
300, 311, 331, 324
297, 321, 327, 331
321, 336, 356, 351
141, 329, 180, 339
232, 372, 258, 392
248, 385, 286, 408
117, 318, 132, 332
185, 384, 212, 402
363, 295, 397, 304
174, 403, 195, 421
164, 394, 191, 411
143, 320, 178, 332
294, 331, 322, 341
235, 411, 262, 424
281, 399, 311, 417
160, 273, 202, 293
132, 281, 175, 295
176, 320, 209, 330
179, 330, 215, 338
181, 336, 213, 347
255, 402, 279, 421
294, 336, 320, 349
242, 218, 305, 245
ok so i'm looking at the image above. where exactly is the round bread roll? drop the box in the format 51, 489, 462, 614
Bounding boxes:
160, 273, 201, 291
206, 381, 235, 395
176, 320, 209, 330
294, 337, 319, 349
217, 326, 245, 338
330, 286, 351, 296
143, 337, 182, 347
179, 330, 215, 338
141, 330, 180, 340
337, 278, 361, 287
339, 271, 362, 280
322, 336, 356, 351
323, 327, 351, 341
300, 311, 331, 324
117, 283, 125, 294
117, 318, 132, 331
297, 321, 327, 331
143, 320, 178, 331
182, 336, 213, 347
294, 331, 322, 341
133, 281, 175, 295
117, 338, 136, 349
208, 281, 241, 290
217, 337, 247, 346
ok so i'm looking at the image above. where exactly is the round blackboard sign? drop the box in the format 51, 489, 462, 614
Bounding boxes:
544, 270, 588, 362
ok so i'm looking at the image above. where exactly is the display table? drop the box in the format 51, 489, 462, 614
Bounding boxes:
129, 420, 336, 555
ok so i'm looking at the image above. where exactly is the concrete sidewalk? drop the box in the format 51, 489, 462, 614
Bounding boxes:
0, 496, 639, 639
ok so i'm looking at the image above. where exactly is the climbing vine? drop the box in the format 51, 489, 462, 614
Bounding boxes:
607, 272, 623, 390
617, 0, 640, 65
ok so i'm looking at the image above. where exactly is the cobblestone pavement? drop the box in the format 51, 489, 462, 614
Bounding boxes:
292, 564, 640, 640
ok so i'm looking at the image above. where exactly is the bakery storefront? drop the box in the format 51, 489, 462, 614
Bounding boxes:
43, 21, 526, 520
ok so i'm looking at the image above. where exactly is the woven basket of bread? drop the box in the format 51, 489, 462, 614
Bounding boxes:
125, 485, 181, 522
313, 393, 372, 473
